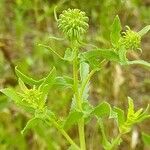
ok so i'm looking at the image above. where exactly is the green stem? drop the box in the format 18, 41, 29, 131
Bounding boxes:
73, 47, 86, 150
47, 117, 80, 150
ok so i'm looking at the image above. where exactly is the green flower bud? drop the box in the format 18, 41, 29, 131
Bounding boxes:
119, 26, 141, 51
58, 9, 89, 42
19, 85, 45, 110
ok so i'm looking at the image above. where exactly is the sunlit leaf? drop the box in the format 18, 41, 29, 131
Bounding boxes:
92, 101, 111, 118
21, 117, 42, 135
15, 67, 43, 86
64, 48, 75, 61
63, 110, 83, 130
138, 25, 150, 36
110, 15, 122, 47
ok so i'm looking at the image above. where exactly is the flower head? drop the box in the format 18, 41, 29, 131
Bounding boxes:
119, 26, 141, 51
58, 9, 89, 42
18, 79, 46, 111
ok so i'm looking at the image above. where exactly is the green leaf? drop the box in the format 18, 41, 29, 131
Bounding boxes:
142, 132, 150, 145
110, 15, 122, 47
82, 102, 93, 123
92, 101, 111, 118
80, 62, 90, 100
126, 60, 150, 67
0, 88, 22, 103
127, 97, 135, 118
18, 78, 28, 92
38, 44, 64, 59
63, 110, 83, 130
98, 118, 111, 150
118, 48, 128, 64
138, 25, 150, 36
113, 107, 125, 127
15, 67, 43, 86
81, 49, 120, 69
64, 48, 75, 61
54, 76, 73, 89
39, 67, 56, 94
80, 62, 89, 82
21, 117, 42, 135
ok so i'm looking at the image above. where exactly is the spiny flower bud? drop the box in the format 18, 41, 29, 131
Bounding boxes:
58, 8, 89, 42
119, 26, 141, 51
18, 80, 46, 110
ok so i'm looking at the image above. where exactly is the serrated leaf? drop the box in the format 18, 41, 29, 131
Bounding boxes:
92, 101, 111, 118
15, 67, 43, 86
64, 48, 75, 61
21, 117, 41, 135
138, 25, 150, 36
110, 15, 122, 47
142, 132, 150, 145
63, 110, 83, 130
113, 107, 125, 127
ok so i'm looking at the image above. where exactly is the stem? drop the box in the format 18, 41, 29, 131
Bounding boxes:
73, 47, 86, 150
47, 117, 80, 150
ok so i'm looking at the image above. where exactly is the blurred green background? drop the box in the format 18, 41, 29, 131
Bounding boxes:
0, 0, 150, 149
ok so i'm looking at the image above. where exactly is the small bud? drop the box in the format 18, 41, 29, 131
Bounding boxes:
58, 9, 89, 42
19, 86, 45, 110
119, 26, 141, 51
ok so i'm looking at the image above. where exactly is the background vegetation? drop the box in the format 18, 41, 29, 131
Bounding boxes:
0, 0, 149, 149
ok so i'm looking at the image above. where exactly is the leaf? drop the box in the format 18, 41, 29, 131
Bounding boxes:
92, 101, 111, 118
54, 76, 73, 89
82, 49, 119, 63
0, 88, 22, 103
138, 25, 150, 36
126, 60, 150, 68
142, 132, 150, 145
21, 117, 42, 135
113, 107, 125, 127
63, 110, 83, 130
118, 48, 128, 64
80, 62, 89, 82
64, 48, 75, 61
18, 78, 28, 92
110, 15, 122, 47
15, 67, 43, 86
80, 62, 90, 100
38, 44, 64, 59
127, 97, 135, 118
98, 118, 111, 150
39, 67, 56, 94
82, 102, 93, 123
81, 49, 119, 69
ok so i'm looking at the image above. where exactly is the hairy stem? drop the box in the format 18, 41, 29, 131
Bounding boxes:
73, 47, 86, 150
